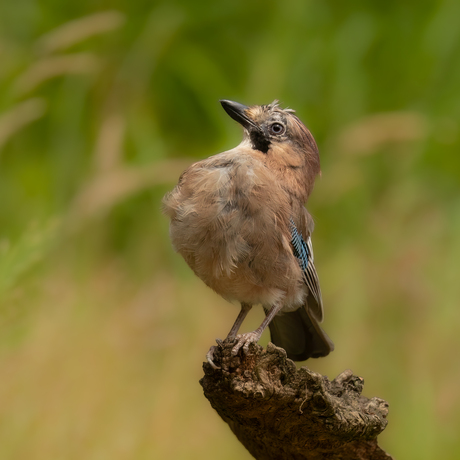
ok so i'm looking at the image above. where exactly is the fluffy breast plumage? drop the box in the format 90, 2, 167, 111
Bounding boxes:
162, 150, 305, 307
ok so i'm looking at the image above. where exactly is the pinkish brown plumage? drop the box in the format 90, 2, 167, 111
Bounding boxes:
163, 100, 333, 366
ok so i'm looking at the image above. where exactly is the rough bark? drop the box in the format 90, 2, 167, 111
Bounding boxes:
200, 341, 393, 460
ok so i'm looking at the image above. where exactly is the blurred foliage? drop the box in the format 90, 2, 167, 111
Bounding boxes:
0, 1, 459, 459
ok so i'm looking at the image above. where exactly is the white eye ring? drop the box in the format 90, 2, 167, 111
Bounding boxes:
270, 122, 285, 135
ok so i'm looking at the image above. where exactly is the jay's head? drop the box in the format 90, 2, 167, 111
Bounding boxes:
220, 99, 320, 179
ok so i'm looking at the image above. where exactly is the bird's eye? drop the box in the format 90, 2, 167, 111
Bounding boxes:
270, 123, 285, 135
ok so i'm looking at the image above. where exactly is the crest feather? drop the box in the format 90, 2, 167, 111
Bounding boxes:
265, 100, 296, 114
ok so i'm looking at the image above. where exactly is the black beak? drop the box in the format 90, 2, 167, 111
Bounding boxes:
220, 100, 261, 132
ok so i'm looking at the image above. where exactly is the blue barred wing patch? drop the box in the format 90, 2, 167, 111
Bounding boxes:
289, 218, 323, 321
290, 218, 309, 271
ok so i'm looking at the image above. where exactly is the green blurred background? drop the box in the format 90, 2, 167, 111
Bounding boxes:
0, 1, 459, 459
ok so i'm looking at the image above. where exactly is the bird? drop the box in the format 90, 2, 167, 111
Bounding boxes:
162, 99, 334, 366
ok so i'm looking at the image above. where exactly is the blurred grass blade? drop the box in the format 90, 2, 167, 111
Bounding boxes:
93, 113, 126, 172
35, 10, 125, 55
14, 53, 100, 95
337, 111, 429, 155
0, 98, 47, 152
68, 159, 193, 227
0, 220, 59, 297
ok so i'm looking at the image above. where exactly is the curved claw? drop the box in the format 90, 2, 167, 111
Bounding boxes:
206, 339, 225, 370
206, 345, 221, 369
231, 330, 262, 356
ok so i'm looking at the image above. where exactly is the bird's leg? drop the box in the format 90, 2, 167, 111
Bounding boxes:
231, 302, 283, 356
226, 302, 252, 342
206, 302, 252, 369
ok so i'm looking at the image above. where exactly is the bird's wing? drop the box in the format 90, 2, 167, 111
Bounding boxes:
289, 218, 323, 322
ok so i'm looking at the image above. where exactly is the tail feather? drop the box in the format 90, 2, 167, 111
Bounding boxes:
267, 305, 334, 361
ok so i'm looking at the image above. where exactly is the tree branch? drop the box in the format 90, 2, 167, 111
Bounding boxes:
200, 342, 393, 460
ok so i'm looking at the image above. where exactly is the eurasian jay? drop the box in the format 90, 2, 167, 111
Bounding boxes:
163, 100, 334, 366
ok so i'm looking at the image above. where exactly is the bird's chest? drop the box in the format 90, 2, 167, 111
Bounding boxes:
173, 163, 298, 284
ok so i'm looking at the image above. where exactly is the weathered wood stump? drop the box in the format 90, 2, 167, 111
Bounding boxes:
200, 341, 392, 460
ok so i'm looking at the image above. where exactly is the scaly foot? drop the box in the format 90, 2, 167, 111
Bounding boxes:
231, 330, 262, 356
